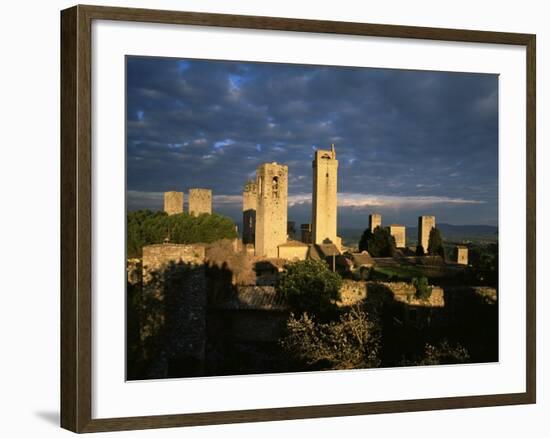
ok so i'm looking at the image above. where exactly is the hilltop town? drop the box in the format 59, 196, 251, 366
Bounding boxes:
126, 145, 498, 380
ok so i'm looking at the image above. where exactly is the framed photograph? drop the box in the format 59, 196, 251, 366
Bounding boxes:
60, 4, 536, 433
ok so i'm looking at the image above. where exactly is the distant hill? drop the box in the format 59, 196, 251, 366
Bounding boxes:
339, 223, 498, 247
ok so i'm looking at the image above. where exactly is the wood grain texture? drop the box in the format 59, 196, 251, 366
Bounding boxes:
60, 4, 537, 433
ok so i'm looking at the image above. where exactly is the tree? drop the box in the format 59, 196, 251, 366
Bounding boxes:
358, 228, 373, 252
427, 227, 445, 258
276, 259, 342, 318
280, 306, 380, 370
126, 209, 238, 257
363, 226, 396, 257
412, 276, 432, 300
418, 340, 470, 365
415, 244, 425, 256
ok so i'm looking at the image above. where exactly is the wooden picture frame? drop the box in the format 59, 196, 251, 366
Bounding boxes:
60, 4, 536, 433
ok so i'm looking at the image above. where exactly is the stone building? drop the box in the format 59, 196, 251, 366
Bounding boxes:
369, 213, 382, 232
312, 144, 340, 250
255, 162, 288, 258
389, 224, 406, 248
455, 246, 469, 265
278, 240, 309, 261
418, 215, 436, 252
242, 180, 257, 245
163, 191, 184, 215
188, 188, 212, 216
300, 223, 312, 244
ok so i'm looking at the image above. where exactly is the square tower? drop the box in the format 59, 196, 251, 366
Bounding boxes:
369, 213, 382, 232
300, 223, 312, 244
164, 191, 184, 215
255, 162, 288, 258
188, 188, 212, 216
418, 215, 436, 252
456, 246, 468, 265
242, 180, 257, 245
389, 224, 406, 248
312, 144, 339, 249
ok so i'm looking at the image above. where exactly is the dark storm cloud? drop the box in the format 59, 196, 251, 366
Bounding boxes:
126, 56, 498, 227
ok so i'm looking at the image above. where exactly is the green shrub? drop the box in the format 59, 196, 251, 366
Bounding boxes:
358, 226, 396, 257
412, 276, 432, 300
276, 259, 342, 318
427, 227, 445, 258
127, 209, 237, 257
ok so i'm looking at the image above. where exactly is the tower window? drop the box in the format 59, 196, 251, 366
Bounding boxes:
272, 177, 279, 198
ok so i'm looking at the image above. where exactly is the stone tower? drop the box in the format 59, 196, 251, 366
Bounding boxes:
164, 191, 184, 215
456, 246, 468, 265
255, 162, 288, 258
312, 144, 339, 248
242, 180, 257, 245
369, 213, 382, 232
188, 188, 212, 216
418, 215, 436, 252
389, 224, 406, 248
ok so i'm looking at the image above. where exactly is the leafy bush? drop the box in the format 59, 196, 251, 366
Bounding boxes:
427, 227, 445, 258
276, 259, 342, 318
419, 340, 470, 365
127, 209, 238, 257
358, 226, 396, 257
412, 276, 432, 300
280, 306, 380, 370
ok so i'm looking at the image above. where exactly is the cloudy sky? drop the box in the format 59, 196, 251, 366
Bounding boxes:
126, 56, 498, 229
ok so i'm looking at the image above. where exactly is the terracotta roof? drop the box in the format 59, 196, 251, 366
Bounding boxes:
254, 258, 287, 271
316, 243, 340, 257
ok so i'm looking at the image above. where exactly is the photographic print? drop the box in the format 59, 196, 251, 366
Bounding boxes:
125, 56, 499, 381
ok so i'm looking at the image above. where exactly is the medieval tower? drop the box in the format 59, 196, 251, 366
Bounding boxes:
164, 191, 184, 215
255, 162, 288, 258
188, 188, 212, 216
418, 215, 436, 252
312, 144, 339, 249
242, 180, 257, 245
369, 213, 382, 232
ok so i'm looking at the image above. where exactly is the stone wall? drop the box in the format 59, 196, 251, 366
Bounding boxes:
141, 243, 207, 378
142, 244, 205, 281
163, 191, 184, 215
188, 188, 212, 216
278, 242, 309, 261
338, 280, 444, 308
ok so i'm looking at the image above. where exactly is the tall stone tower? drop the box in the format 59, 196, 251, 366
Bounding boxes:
418, 215, 436, 252
164, 191, 184, 215
456, 246, 468, 265
389, 224, 406, 248
255, 162, 288, 258
242, 180, 257, 245
312, 144, 339, 248
369, 213, 382, 232
188, 188, 212, 216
